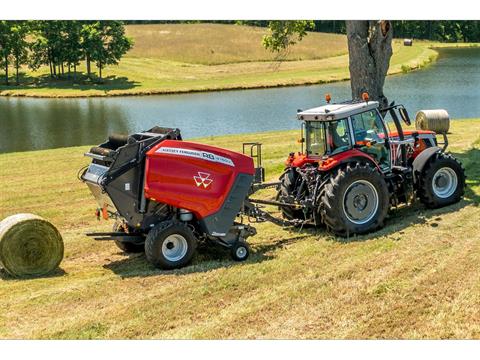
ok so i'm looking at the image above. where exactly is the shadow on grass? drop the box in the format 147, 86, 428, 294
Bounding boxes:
0, 267, 66, 281
0, 72, 140, 92
103, 234, 311, 279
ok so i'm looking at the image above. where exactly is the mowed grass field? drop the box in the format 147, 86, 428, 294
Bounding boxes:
0, 119, 479, 339
1, 23, 473, 98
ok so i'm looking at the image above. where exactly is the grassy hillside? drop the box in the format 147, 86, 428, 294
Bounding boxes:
125, 23, 348, 64
1, 23, 475, 98
0, 119, 479, 339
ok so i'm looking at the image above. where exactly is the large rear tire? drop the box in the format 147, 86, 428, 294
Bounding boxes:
145, 221, 197, 270
417, 152, 466, 208
276, 168, 305, 221
112, 221, 144, 253
319, 163, 390, 236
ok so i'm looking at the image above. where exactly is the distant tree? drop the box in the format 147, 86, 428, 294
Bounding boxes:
0, 21, 12, 85
80, 22, 102, 79
29, 21, 64, 78
92, 21, 133, 80
63, 21, 83, 80
10, 21, 29, 85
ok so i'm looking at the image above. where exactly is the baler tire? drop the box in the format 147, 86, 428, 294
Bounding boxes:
319, 163, 390, 236
231, 241, 250, 262
112, 221, 144, 253
417, 152, 466, 209
145, 221, 197, 270
276, 169, 305, 221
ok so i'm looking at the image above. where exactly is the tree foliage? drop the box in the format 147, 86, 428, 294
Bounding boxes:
0, 20, 133, 85
262, 21, 315, 52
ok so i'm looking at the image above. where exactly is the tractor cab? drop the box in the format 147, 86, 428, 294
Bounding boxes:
296, 98, 391, 172
294, 94, 414, 173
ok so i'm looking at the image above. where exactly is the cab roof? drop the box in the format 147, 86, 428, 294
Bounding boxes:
297, 101, 379, 121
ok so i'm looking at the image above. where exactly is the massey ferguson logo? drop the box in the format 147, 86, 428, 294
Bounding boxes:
194, 172, 213, 188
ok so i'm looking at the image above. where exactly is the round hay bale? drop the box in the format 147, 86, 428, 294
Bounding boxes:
0, 214, 64, 278
415, 109, 450, 134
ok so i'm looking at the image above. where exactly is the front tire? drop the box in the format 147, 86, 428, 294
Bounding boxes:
417, 152, 466, 208
145, 221, 197, 270
276, 168, 305, 221
319, 163, 390, 236
113, 221, 144, 253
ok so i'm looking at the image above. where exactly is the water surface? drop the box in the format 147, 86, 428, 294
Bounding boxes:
1, 47, 479, 153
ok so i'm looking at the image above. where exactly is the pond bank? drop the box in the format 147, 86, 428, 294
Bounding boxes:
0, 41, 476, 99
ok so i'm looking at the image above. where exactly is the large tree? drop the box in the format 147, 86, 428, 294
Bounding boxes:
0, 21, 12, 85
264, 20, 394, 108
10, 21, 29, 85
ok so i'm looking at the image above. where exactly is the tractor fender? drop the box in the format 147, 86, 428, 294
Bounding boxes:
319, 154, 381, 174
412, 146, 441, 183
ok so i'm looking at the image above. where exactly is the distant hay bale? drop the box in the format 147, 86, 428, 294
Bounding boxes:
404, 39, 413, 46
415, 109, 450, 134
0, 214, 64, 278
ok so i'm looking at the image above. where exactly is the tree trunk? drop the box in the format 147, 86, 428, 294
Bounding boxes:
4, 55, 8, 86
73, 64, 77, 81
53, 62, 56, 77
49, 60, 53, 78
86, 54, 91, 78
346, 20, 393, 109
61, 63, 64, 76
67, 63, 71, 79
15, 57, 19, 85
98, 62, 102, 80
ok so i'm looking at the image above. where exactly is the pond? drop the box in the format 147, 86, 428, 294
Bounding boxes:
1, 47, 479, 153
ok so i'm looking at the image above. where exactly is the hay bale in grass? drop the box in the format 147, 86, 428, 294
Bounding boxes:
415, 109, 450, 134
0, 213, 64, 278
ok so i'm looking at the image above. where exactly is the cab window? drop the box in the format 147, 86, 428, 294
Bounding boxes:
351, 110, 390, 170
325, 118, 351, 155
351, 110, 386, 144
306, 121, 326, 156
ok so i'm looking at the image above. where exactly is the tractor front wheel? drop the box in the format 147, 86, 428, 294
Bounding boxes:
319, 163, 390, 236
276, 168, 305, 221
145, 221, 197, 270
417, 152, 466, 208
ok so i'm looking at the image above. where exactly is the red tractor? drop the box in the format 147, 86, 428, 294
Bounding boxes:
80, 94, 465, 270
276, 94, 466, 235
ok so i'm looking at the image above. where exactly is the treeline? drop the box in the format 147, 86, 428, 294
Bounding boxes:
124, 20, 480, 43
237, 20, 480, 42
0, 21, 133, 85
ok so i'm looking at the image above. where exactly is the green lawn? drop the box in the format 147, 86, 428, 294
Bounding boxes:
0, 23, 476, 98
0, 119, 479, 339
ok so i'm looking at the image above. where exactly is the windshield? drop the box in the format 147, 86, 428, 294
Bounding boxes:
305, 118, 351, 156
306, 121, 326, 156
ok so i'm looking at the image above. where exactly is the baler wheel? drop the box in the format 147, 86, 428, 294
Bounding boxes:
417, 152, 466, 208
112, 221, 144, 253
145, 221, 197, 270
231, 241, 250, 262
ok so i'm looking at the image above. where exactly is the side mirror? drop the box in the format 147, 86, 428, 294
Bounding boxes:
399, 107, 411, 126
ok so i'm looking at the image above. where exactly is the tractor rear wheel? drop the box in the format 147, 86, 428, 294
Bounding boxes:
417, 152, 466, 208
113, 221, 144, 253
276, 168, 305, 221
319, 163, 390, 236
145, 221, 197, 270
